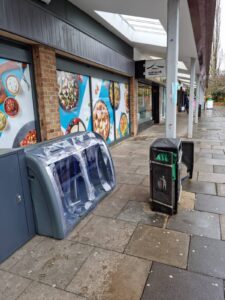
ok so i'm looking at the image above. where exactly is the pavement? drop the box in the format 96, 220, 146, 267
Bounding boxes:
1, 107, 225, 299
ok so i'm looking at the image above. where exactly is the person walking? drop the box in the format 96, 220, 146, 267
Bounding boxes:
184, 94, 189, 114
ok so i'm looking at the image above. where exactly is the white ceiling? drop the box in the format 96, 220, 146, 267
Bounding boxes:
69, 0, 199, 75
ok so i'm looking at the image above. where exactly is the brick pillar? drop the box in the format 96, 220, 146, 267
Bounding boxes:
130, 77, 138, 136
32, 45, 61, 141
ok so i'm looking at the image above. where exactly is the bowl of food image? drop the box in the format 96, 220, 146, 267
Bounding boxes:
19, 129, 37, 147
6, 74, 20, 96
13, 121, 37, 148
0, 111, 7, 131
58, 76, 79, 111
124, 84, 129, 113
93, 100, 110, 141
0, 79, 7, 104
4, 97, 19, 117
66, 118, 86, 134
119, 113, 128, 137
109, 81, 114, 108
114, 82, 120, 109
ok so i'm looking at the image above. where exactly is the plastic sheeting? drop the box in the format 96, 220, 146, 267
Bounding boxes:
25, 132, 116, 238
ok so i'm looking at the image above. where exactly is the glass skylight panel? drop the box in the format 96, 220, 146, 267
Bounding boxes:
95, 11, 167, 47
178, 73, 190, 79
178, 61, 188, 70
121, 14, 166, 36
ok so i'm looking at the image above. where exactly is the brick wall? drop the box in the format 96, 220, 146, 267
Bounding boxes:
130, 77, 138, 136
32, 45, 62, 141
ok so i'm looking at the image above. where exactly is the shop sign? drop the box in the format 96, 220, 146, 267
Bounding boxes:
144, 59, 166, 78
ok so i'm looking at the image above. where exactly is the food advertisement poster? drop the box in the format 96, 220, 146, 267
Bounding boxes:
0, 58, 37, 148
57, 71, 92, 135
114, 82, 130, 139
91, 77, 115, 144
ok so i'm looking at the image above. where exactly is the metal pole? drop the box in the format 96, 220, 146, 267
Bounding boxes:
166, 0, 180, 138
194, 75, 200, 124
188, 57, 196, 138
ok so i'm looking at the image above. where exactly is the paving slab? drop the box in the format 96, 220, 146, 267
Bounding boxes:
0, 270, 31, 300
188, 235, 225, 279
194, 164, 213, 173
199, 143, 212, 149
117, 201, 167, 227
197, 158, 225, 166
18, 282, 85, 300
116, 172, 145, 185
111, 184, 150, 202
167, 209, 220, 239
212, 153, 225, 159
93, 196, 129, 218
73, 215, 136, 252
182, 180, 216, 195
0, 235, 44, 271
200, 149, 224, 154
10, 239, 93, 289
197, 153, 212, 159
141, 262, 224, 300
66, 214, 94, 241
125, 224, 189, 269
135, 165, 149, 176
214, 165, 225, 174
195, 194, 225, 214
212, 145, 225, 150
141, 176, 150, 187
198, 172, 225, 183
217, 183, 225, 196
220, 215, 225, 240
115, 165, 138, 174
179, 191, 195, 210
67, 248, 151, 300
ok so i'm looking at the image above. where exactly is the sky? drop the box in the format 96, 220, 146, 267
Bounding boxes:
220, 0, 225, 70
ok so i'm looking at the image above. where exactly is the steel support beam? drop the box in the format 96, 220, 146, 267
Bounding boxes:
166, 0, 180, 138
188, 57, 196, 138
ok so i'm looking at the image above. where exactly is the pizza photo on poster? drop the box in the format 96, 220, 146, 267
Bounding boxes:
0, 58, 37, 148
91, 77, 115, 144
115, 82, 130, 140
57, 71, 92, 135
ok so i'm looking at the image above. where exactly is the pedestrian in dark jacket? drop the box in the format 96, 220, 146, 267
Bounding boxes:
184, 95, 189, 114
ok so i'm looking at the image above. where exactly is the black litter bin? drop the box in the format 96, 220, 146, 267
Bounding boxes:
150, 138, 181, 215
150, 138, 194, 215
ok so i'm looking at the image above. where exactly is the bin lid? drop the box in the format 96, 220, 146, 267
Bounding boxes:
151, 138, 181, 150
25, 132, 103, 165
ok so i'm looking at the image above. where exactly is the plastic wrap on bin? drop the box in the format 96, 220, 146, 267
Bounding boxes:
25, 132, 116, 239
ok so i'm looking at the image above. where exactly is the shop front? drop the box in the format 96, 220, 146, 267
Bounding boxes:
0, 0, 135, 149
138, 82, 153, 127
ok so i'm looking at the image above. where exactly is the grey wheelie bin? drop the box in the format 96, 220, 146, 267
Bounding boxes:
25, 132, 116, 239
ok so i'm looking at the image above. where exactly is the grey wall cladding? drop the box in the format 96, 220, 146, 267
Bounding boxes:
0, 0, 134, 76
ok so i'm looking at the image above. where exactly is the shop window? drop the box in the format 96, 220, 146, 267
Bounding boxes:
114, 82, 130, 139
0, 58, 37, 148
91, 77, 115, 144
57, 71, 92, 134
138, 83, 152, 124
56, 57, 130, 144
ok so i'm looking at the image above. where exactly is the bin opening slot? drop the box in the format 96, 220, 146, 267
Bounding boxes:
181, 141, 194, 179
